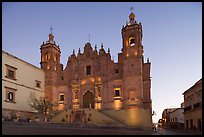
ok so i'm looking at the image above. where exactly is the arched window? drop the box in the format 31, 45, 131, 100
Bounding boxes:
54, 54, 57, 62
75, 91, 79, 99
129, 38, 135, 46
45, 52, 50, 61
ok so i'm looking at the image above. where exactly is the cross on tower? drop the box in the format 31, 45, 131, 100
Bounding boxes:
130, 6, 134, 12
88, 33, 90, 43
50, 26, 53, 34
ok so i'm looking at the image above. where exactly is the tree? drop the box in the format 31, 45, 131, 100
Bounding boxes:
28, 92, 53, 122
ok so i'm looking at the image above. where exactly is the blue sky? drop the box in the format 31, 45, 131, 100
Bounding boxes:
2, 2, 202, 123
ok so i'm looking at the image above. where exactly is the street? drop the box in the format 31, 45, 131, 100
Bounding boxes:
155, 127, 202, 135
2, 122, 202, 135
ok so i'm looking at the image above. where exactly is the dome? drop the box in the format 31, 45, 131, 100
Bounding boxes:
49, 33, 54, 41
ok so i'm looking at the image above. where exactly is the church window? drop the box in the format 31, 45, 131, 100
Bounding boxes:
114, 87, 121, 100
130, 38, 135, 46
86, 65, 91, 75
129, 37, 135, 46
59, 94, 64, 101
75, 91, 79, 99
115, 90, 120, 97
54, 54, 57, 62
45, 52, 50, 61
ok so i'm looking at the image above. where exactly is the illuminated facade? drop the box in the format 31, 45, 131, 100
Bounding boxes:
40, 11, 152, 126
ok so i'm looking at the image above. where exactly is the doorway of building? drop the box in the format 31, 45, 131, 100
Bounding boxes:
83, 91, 94, 109
74, 111, 81, 122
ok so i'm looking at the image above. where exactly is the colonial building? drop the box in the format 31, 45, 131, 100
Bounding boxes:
169, 108, 184, 129
161, 108, 177, 128
2, 50, 45, 121
40, 11, 152, 128
183, 78, 202, 131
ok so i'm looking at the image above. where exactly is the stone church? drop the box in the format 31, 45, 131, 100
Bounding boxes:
40, 11, 152, 122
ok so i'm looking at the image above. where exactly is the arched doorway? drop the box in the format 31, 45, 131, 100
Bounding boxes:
74, 111, 81, 122
83, 91, 94, 109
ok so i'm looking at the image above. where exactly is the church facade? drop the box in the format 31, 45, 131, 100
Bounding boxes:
40, 11, 152, 116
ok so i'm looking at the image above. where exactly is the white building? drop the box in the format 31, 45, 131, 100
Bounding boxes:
169, 108, 184, 129
2, 50, 45, 121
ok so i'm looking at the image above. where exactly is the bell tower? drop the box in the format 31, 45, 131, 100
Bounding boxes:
40, 27, 61, 72
121, 11, 143, 57
121, 10, 146, 110
40, 27, 61, 101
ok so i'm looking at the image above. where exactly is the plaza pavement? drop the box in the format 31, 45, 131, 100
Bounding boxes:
2, 122, 202, 135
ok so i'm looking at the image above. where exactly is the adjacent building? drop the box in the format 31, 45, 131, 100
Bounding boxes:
183, 78, 202, 131
169, 108, 184, 129
2, 50, 45, 121
162, 108, 177, 128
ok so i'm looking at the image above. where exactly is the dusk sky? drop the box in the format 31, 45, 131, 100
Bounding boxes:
2, 2, 202, 123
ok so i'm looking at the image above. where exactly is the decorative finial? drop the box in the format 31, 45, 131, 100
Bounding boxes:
95, 45, 97, 50
88, 33, 90, 43
147, 58, 149, 63
73, 49, 75, 54
101, 43, 103, 49
108, 48, 110, 53
129, 7, 135, 23
78, 48, 81, 53
48, 26, 54, 42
